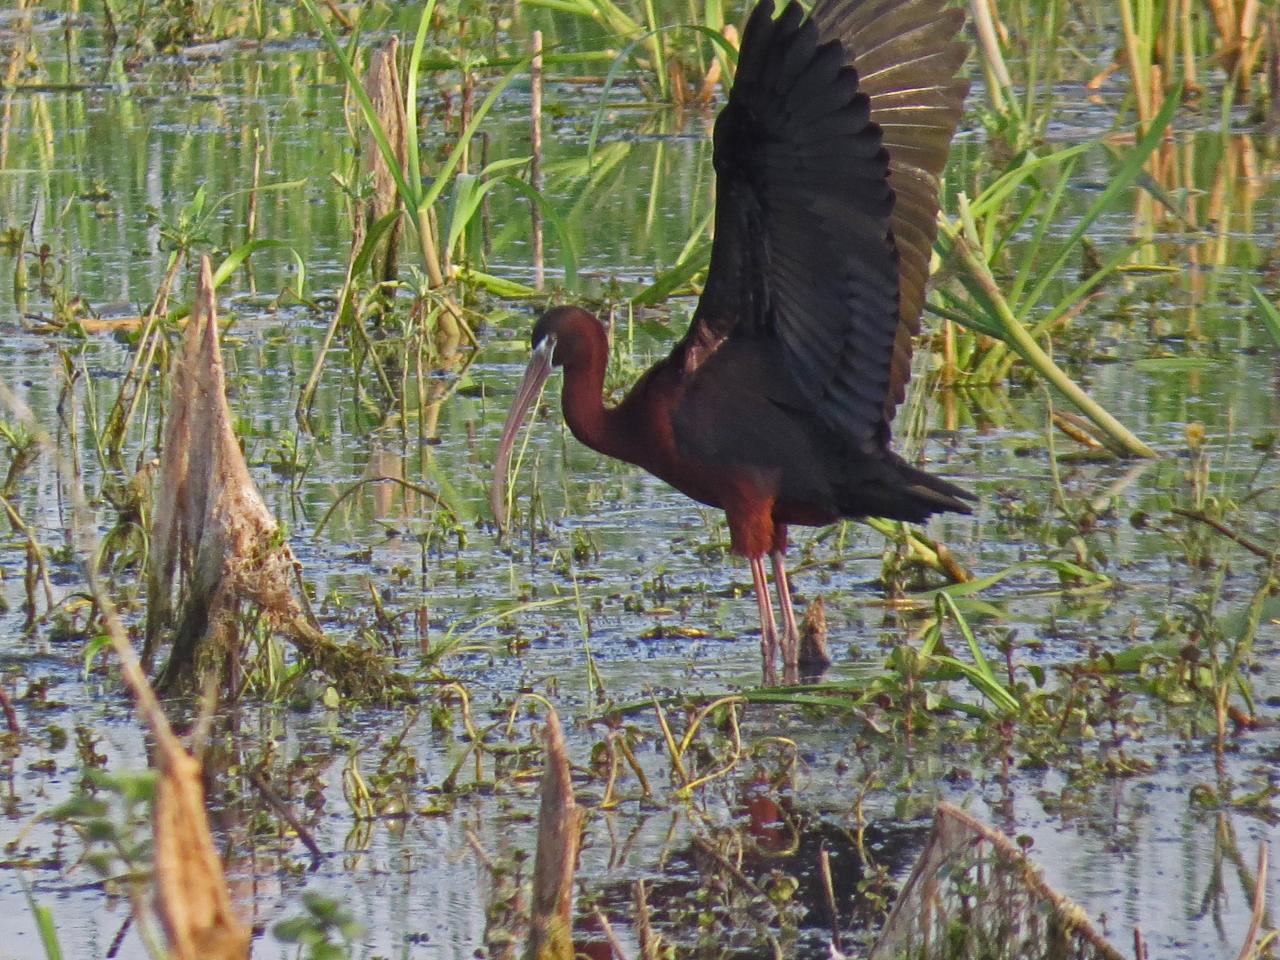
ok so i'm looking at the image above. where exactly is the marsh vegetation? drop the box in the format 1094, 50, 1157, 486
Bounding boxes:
0, 0, 1278, 957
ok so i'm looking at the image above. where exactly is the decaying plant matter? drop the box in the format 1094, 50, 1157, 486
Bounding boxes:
144, 257, 399, 698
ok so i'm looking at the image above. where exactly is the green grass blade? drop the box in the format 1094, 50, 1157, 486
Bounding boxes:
1248, 284, 1280, 347
631, 237, 710, 305
500, 175, 580, 289
299, 0, 418, 207
1019, 86, 1181, 317
967, 143, 1091, 219
456, 266, 541, 298
22, 883, 64, 960
213, 239, 307, 298
937, 592, 1020, 714
419, 59, 529, 211
350, 209, 404, 279
403, 0, 439, 198
926, 292, 1006, 341
1008, 156, 1077, 312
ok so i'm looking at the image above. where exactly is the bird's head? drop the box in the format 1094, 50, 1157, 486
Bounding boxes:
491, 306, 603, 530
528, 304, 603, 371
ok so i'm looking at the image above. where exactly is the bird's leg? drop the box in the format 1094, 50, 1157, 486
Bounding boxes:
750, 555, 779, 686
771, 549, 800, 683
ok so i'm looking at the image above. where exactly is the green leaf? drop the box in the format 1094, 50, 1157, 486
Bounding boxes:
403, 0, 440, 202
29, 902, 63, 960
455, 266, 540, 298
936, 592, 1020, 715
213, 239, 307, 299
82, 632, 113, 679
351, 209, 404, 280
22, 880, 64, 960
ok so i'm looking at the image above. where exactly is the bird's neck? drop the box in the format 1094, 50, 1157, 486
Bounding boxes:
559, 339, 630, 463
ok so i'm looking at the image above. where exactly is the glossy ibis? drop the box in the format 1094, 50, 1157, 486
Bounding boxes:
493, 0, 973, 684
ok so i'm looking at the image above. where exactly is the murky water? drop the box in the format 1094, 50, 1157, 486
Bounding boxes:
2, 6, 1279, 959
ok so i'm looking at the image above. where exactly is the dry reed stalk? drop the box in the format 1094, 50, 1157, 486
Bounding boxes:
798, 595, 832, 670
0, 374, 252, 959
1233, 842, 1268, 960
1204, 0, 1266, 92
969, 0, 1013, 113
633, 880, 659, 960
365, 38, 406, 284
523, 709, 583, 960
152, 735, 252, 960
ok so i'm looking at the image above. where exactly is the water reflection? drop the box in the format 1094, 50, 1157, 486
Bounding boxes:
1, 17, 1278, 960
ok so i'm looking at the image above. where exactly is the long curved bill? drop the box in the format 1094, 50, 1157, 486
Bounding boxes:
491, 336, 557, 531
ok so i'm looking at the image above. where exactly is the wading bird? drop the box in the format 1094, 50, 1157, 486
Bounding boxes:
493, 0, 972, 684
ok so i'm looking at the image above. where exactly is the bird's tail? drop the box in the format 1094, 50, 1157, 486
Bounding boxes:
838, 451, 975, 523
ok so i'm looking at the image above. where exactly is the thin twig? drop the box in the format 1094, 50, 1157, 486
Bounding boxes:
592, 908, 632, 960
1234, 842, 1268, 960
1173, 508, 1278, 561
249, 769, 325, 868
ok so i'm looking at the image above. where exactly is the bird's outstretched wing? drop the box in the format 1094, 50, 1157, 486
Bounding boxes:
674, 0, 967, 448
815, 0, 969, 421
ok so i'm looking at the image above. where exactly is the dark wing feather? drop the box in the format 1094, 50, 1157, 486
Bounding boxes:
674, 0, 967, 450
812, 0, 969, 421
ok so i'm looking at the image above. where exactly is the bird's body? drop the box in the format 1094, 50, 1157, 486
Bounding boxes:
495, 0, 972, 684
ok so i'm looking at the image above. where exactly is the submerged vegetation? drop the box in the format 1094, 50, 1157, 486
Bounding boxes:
1, 0, 1279, 957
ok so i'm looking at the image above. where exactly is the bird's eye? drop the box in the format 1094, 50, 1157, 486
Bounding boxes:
533, 333, 559, 365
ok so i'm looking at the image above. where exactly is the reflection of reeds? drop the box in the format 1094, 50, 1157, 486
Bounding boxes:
1130, 131, 1273, 344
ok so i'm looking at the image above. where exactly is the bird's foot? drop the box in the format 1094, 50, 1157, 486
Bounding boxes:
780, 626, 800, 686
761, 648, 779, 687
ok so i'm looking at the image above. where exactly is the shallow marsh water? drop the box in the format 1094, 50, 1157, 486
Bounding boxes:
2, 6, 1280, 959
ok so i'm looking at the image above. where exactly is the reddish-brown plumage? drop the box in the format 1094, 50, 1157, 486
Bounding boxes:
493, 0, 973, 684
